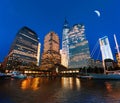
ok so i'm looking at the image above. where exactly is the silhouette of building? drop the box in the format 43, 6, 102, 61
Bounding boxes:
40, 31, 61, 71
4, 26, 40, 69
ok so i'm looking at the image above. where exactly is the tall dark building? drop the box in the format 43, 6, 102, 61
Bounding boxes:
40, 31, 61, 70
5, 26, 40, 69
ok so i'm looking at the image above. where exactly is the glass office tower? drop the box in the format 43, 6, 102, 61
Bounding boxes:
68, 24, 91, 68
61, 19, 70, 67
6, 26, 40, 68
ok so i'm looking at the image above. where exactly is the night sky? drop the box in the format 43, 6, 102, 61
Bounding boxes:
0, 0, 120, 62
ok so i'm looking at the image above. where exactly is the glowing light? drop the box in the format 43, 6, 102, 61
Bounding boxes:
21, 78, 40, 91
37, 43, 41, 66
76, 78, 81, 90
31, 78, 40, 91
21, 79, 31, 90
105, 82, 112, 92
24, 71, 29, 73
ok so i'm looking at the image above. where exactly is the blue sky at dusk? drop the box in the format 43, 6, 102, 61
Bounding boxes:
0, 0, 120, 62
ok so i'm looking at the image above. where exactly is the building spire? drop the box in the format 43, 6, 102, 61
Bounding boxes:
63, 18, 69, 28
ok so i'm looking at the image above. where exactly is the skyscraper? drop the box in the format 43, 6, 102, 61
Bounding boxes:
61, 19, 70, 67
99, 36, 114, 73
68, 24, 91, 68
61, 19, 91, 68
40, 31, 61, 70
5, 26, 40, 68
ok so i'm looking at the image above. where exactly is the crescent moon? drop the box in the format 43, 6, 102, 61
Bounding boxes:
94, 10, 100, 17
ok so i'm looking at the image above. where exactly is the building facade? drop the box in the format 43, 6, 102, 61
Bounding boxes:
61, 19, 91, 69
68, 24, 91, 68
5, 26, 40, 69
88, 59, 103, 68
99, 36, 114, 72
99, 36, 114, 61
40, 31, 61, 70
